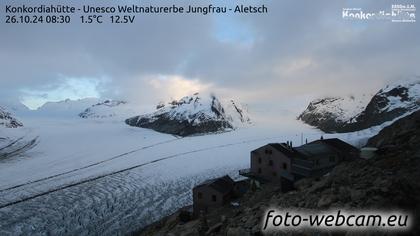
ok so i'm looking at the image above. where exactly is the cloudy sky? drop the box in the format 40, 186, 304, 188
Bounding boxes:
1, 0, 419, 111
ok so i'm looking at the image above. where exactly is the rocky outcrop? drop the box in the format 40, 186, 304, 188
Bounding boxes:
298, 97, 365, 132
125, 93, 251, 137
0, 136, 39, 159
299, 79, 420, 133
0, 106, 23, 128
79, 100, 131, 119
138, 111, 420, 235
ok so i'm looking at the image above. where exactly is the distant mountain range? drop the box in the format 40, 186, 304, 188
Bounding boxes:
3, 78, 418, 136
1, 93, 251, 136
299, 78, 420, 132
125, 93, 251, 136
35, 98, 101, 118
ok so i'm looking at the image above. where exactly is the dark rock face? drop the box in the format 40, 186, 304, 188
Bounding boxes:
0, 137, 38, 159
299, 80, 420, 133
0, 107, 23, 128
139, 109, 420, 236
126, 114, 232, 137
298, 98, 347, 133
366, 110, 420, 148
125, 94, 249, 137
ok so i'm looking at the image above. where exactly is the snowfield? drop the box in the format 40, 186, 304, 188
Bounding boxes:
302, 95, 371, 124
0, 109, 387, 235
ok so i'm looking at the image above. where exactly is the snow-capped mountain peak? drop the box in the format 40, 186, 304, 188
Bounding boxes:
300, 96, 368, 122
0, 106, 23, 128
79, 99, 137, 120
299, 78, 420, 133
35, 98, 101, 118
125, 93, 251, 136
376, 79, 420, 113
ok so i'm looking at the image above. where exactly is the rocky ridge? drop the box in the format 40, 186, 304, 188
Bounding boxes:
299, 79, 420, 133
125, 93, 251, 137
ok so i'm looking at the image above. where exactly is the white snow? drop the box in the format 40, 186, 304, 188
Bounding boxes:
34, 98, 101, 118
382, 76, 420, 93
0, 100, 30, 116
78, 100, 143, 121
134, 93, 251, 128
380, 79, 420, 112
301, 95, 370, 123
301, 78, 420, 124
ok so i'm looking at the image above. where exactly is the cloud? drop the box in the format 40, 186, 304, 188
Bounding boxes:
147, 75, 213, 101
0, 0, 419, 111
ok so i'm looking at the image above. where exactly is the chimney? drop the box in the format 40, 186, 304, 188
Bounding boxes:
301, 133, 303, 145
290, 141, 293, 148
321, 135, 324, 140
305, 138, 308, 144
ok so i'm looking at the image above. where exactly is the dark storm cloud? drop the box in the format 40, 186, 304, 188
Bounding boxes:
0, 0, 419, 109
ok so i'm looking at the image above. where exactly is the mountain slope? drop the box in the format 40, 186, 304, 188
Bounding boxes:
366, 109, 420, 148
299, 79, 420, 133
0, 106, 23, 128
341, 79, 420, 132
0, 100, 30, 117
125, 93, 251, 136
0, 136, 39, 160
298, 95, 369, 132
36, 98, 100, 118
79, 100, 136, 120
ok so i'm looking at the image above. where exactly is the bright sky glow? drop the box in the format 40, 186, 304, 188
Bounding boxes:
20, 77, 106, 109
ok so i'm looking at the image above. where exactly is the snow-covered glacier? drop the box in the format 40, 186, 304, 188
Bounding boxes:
0, 101, 379, 235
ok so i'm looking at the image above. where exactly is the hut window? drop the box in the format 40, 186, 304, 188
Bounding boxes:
258, 168, 262, 174
265, 149, 272, 155
212, 195, 217, 202
315, 160, 320, 165
197, 192, 202, 199
269, 160, 273, 166
258, 157, 262, 164
283, 163, 287, 170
